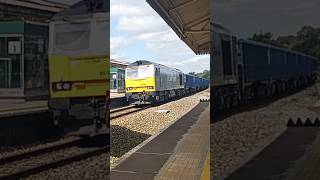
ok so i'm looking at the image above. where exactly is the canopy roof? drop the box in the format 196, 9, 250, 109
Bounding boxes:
52, 0, 109, 20
147, 0, 210, 55
0, 0, 68, 12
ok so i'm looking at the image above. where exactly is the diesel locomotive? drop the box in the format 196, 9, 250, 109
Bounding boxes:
48, 0, 109, 133
125, 60, 209, 105
211, 24, 320, 114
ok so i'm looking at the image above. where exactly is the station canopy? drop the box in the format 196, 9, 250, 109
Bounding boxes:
147, 0, 210, 55
0, 0, 68, 13
52, 0, 109, 20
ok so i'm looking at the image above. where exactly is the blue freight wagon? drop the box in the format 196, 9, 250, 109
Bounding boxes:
211, 29, 320, 114
184, 74, 209, 93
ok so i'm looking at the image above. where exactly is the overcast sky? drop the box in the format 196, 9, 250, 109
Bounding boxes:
110, 0, 209, 73
213, 0, 320, 38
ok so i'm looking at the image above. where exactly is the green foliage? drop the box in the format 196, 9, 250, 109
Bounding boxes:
249, 26, 320, 59
249, 31, 277, 46
188, 70, 210, 79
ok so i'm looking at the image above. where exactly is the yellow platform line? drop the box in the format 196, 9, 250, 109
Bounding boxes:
200, 151, 210, 180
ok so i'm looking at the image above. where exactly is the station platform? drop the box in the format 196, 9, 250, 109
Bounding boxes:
0, 99, 48, 117
110, 93, 127, 109
111, 101, 210, 180
227, 127, 320, 180
111, 93, 125, 99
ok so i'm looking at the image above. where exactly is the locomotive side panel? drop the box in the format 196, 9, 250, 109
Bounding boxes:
156, 64, 183, 92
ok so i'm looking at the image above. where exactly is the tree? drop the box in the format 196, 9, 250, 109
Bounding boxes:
188, 70, 210, 79
248, 26, 320, 59
249, 31, 277, 46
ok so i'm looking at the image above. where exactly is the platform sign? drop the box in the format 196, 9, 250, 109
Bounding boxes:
8, 41, 21, 54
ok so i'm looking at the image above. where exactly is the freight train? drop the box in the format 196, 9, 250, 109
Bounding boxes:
125, 60, 209, 105
48, 0, 109, 133
211, 25, 320, 113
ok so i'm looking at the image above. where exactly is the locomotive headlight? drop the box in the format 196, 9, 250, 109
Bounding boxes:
55, 83, 63, 90
63, 83, 72, 90
53, 82, 72, 91
147, 86, 154, 90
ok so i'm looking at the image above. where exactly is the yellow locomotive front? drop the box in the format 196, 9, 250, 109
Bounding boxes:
48, 2, 109, 133
125, 61, 157, 104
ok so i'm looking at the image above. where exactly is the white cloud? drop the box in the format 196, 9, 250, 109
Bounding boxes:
155, 55, 210, 73
110, 37, 128, 52
116, 16, 166, 34
111, 3, 154, 17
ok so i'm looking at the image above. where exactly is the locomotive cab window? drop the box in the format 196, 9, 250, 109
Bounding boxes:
139, 66, 154, 78
126, 68, 138, 79
53, 22, 90, 53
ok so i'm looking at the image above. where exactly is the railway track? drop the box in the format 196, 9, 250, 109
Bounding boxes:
110, 105, 136, 114
110, 105, 152, 120
0, 137, 107, 179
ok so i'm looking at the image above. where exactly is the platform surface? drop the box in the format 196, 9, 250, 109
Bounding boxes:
111, 102, 210, 180
111, 93, 125, 99
227, 127, 320, 180
287, 129, 320, 180
0, 99, 48, 116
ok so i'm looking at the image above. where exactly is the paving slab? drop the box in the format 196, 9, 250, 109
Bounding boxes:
155, 105, 210, 180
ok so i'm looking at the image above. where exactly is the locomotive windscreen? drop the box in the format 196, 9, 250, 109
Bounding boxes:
53, 22, 90, 52
50, 15, 109, 57
126, 65, 154, 79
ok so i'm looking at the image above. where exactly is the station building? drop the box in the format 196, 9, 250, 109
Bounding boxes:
0, 0, 68, 99
110, 59, 129, 93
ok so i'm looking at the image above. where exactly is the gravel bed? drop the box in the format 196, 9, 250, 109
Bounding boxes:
110, 90, 210, 166
0, 136, 80, 159
211, 85, 319, 179
22, 153, 109, 180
